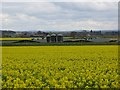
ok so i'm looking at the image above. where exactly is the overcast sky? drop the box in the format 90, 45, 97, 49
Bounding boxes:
1, 2, 118, 31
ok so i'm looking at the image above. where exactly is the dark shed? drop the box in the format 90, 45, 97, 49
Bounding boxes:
57, 34, 63, 42
46, 35, 51, 43
51, 34, 56, 42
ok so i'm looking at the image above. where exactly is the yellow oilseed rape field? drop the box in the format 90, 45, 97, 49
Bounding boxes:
1, 46, 119, 88
0, 38, 32, 41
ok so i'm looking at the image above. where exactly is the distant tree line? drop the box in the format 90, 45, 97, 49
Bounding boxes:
0, 30, 119, 38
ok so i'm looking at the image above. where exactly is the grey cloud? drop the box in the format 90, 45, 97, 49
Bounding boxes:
2, 2, 117, 20
1, 2, 118, 31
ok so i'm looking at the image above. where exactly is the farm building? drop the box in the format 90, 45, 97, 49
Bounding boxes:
46, 34, 63, 43
51, 34, 56, 42
31, 35, 45, 40
46, 35, 51, 43
89, 37, 110, 42
57, 34, 63, 42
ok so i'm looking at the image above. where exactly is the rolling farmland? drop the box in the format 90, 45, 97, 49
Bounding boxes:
1, 46, 119, 88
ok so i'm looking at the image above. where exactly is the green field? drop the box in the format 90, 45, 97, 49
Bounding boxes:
1, 46, 119, 88
0, 37, 119, 46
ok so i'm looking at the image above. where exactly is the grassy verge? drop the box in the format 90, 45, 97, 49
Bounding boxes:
1, 41, 119, 46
